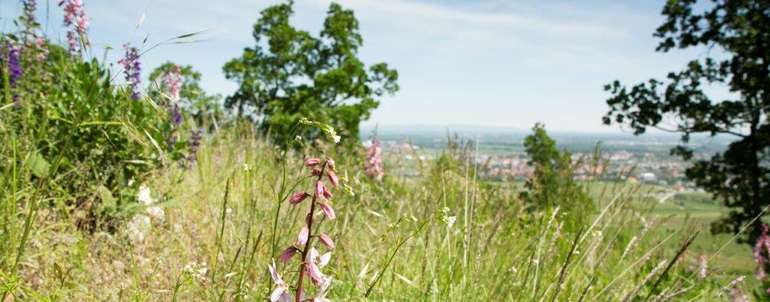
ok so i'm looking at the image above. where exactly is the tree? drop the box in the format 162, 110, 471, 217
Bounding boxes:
223, 2, 398, 148
148, 62, 222, 131
522, 124, 593, 229
603, 0, 770, 243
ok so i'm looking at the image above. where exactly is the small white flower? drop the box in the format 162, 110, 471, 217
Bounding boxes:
137, 184, 153, 205
127, 214, 151, 244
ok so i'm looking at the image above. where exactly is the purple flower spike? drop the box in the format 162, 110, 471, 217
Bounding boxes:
118, 44, 142, 100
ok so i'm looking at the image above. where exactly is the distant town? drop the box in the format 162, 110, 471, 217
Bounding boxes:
363, 125, 733, 192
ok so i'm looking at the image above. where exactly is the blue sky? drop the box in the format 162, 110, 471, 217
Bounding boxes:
0, 0, 720, 132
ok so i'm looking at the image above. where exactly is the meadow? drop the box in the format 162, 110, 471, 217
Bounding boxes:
0, 0, 766, 301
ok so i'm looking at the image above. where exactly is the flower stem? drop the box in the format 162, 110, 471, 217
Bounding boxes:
295, 161, 327, 302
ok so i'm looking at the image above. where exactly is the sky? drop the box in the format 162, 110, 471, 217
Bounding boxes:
0, 0, 722, 132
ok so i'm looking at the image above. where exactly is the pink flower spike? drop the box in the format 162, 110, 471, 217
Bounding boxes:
305, 158, 321, 167
327, 170, 339, 187
297, 226, 309, 245
315, 180, 326, 198
319, 233, 335, 249
319, 202, 336, 220
279, 246, 298, 263
306, 261, 325, 285
289, 192, 310, 205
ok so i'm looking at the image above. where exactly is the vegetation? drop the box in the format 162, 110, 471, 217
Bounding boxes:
1, 0, 768, 301
521, 124, 594, 230
603, 0, 770, 244
222, 2, 399, 148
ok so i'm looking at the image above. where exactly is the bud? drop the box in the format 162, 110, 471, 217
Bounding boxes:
289, 192, 310, 205
319, 233, 335, 249
305, 158, 322, 167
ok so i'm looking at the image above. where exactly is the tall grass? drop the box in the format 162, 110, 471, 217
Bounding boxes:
0, 127, 749, 301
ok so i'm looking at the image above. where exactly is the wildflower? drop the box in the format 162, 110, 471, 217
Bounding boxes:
305, 158, 322, 167
318, 233, 335, 249
297, 226, 309, 246
118, 44, 142, 100
322, 185, 333, 200
290, 192, 310, 205
364, 138, 384, 180
187, 129, 203, 164
754, 224, 770, 280
4, 42, 22, 87
315, 180, 326, 199
162, 65, 182, 103
698, 254, 708, 279
58, 0, 89, 53
306, 248, 331, 285
137, 184, 153, 204
21, 0, 39, 33
137, 184, 164, 221
33, 37, 48, 62
268, 261, 292, 302
279, 246, 299, 263
126, 214, 151, 244
313, 277, 332, 302
327, 170, 339, 187
318, 202, 335, 220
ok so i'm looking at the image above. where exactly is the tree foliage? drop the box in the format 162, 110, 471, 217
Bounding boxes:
603, 0, 770, 243
223, 2, 398, 147
522, 124, 593, 230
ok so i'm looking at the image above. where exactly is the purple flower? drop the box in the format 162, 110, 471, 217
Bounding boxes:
365, 138, 384, 180
163, 65, 182, 103
289, 192, 310, 205
59, 0, 89, 53
268, 261, 292, 302
279, 246, 299, 263
318, 233, 335, 249
305, 158, 321, 167
5, 42, 22, 86
118, 44, 142, 100
318, 202, 335, 220
754, 224, 770, 280
170, 104, 182, 127
186, 129, 203, 164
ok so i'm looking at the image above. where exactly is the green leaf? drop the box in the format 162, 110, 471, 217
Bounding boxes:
25, 151, 50, 178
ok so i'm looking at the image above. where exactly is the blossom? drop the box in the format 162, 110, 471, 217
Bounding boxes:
279, 246, 299, 263
306, 248, 331, 285
698, 254, 708, 279
4, 42, 22, 87
318, 202, 335, 220
297, 226, 309, 246
327, 170, 339, 187
754, 224, 770, 280
318, 233, 335, 249
305, 158, 321, 167
187, 129, 203, 164
118, 44, 142, 100
268, 261, 292, 302
163, 64, 182, 103
364, 138, 384, 180
313, 277, 332, 302
126, 214, 151, 244
315, 181, 326, 199
322, 185, 333, 200
58, 0, 89, 53
290, 192, 310, 205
